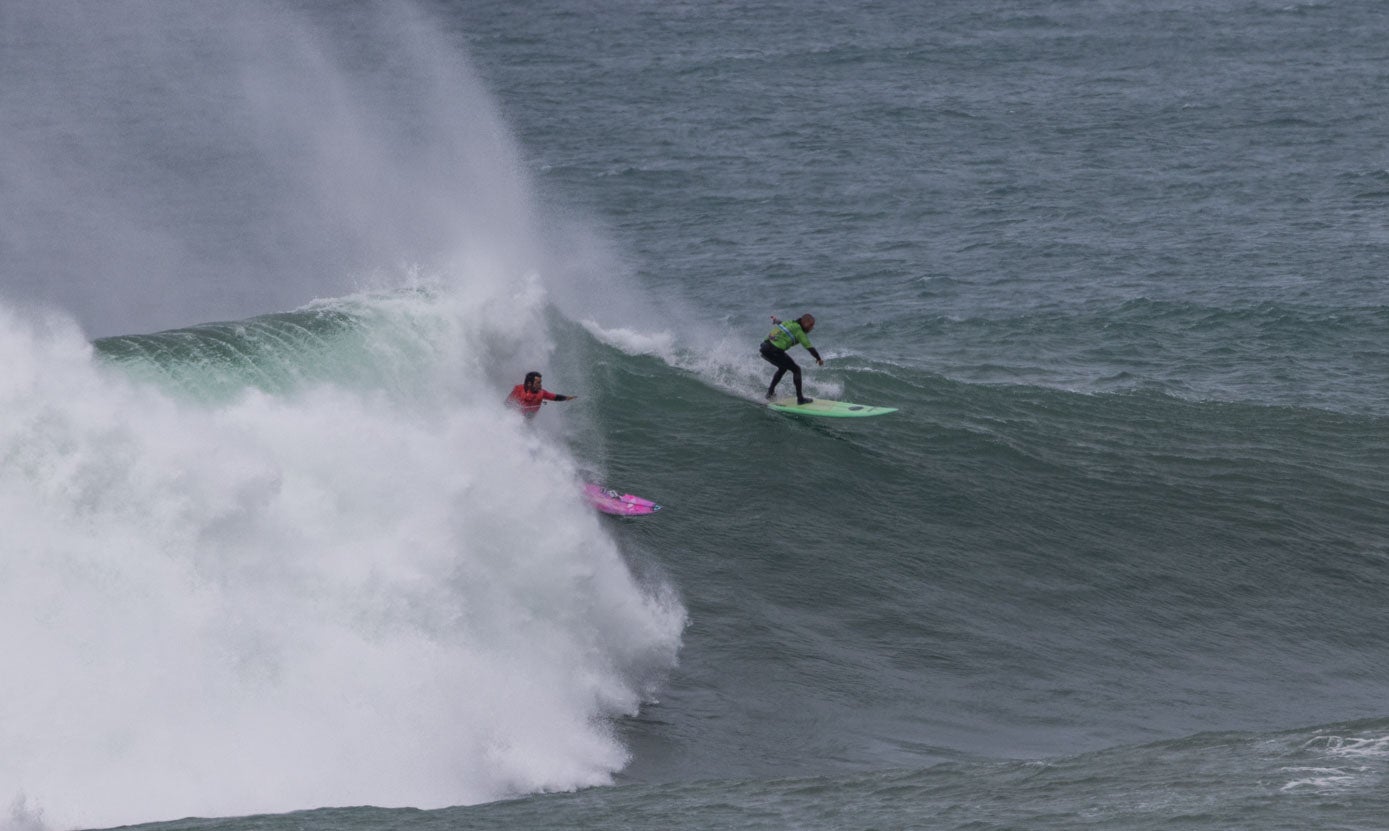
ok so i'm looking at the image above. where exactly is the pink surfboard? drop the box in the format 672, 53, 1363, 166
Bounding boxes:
583, 483, 663, 516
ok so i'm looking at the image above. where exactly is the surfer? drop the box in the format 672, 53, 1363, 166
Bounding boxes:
760, 314, 823, 404
505, 371, 578, 418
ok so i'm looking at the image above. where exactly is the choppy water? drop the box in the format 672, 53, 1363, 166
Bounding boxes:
2, 1, 1387, 829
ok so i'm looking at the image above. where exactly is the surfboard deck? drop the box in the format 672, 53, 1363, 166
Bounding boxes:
582, 483, 663, 516
767, 397, 897, 418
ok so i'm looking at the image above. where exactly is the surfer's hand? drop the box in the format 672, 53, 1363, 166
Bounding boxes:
817, 358, 825, 366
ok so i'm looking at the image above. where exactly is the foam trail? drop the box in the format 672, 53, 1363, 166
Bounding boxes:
580, 318, 846, 402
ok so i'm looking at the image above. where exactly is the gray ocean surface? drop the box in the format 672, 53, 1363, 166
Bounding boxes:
4, 0, 1389, 829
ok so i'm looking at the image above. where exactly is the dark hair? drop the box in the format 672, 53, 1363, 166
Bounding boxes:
524, 371, 542, 384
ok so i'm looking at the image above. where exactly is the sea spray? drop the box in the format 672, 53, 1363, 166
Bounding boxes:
0, 1, 541, 337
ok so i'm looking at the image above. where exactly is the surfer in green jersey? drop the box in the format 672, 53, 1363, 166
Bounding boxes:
760, 313, 823, 404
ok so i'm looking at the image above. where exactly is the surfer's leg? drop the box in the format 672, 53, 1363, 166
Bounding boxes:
761, 340, 795, 398
790, 363, 810, 404
767, 367, 786, 398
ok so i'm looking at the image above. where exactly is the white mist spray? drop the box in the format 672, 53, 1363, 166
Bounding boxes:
0, 1, 540, 337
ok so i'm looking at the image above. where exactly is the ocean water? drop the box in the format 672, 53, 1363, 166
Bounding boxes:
2, 1, 1387, 829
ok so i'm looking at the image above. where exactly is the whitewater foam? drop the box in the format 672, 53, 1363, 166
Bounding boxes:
0, 292, 685, 829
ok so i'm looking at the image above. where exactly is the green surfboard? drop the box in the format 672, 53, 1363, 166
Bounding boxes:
767, 397, 897, 418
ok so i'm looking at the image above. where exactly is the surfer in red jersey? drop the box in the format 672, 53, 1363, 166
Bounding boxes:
505, 371, 578, 418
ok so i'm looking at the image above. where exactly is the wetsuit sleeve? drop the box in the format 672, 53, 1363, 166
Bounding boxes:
808, 347, 822, 362
541, 389, 559, 402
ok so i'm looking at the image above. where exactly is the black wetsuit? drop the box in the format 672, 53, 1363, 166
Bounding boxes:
760, 339, 811, 401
